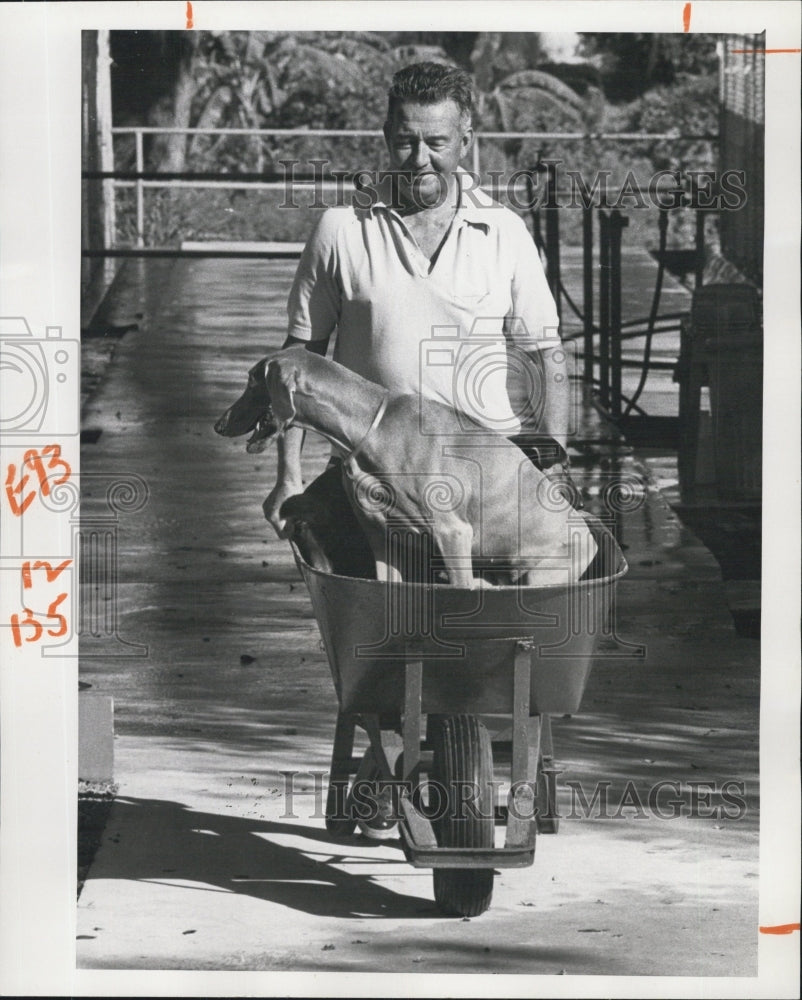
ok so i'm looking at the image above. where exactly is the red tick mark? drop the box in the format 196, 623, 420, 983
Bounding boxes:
186, 1, 194, 30
682, 3, 691, 32
759, 923, 800, 935
731, 49, 801, 54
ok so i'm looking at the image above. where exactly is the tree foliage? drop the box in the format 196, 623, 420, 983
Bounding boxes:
107, 30, 721, 248
113, 31, 455, 172
112, 30, 598, 172
577, 33, 719, 102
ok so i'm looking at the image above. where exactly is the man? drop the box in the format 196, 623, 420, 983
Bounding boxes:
265, 61, 572, 538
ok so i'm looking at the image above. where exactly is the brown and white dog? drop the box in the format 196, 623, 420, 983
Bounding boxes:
215, 347, 597, 588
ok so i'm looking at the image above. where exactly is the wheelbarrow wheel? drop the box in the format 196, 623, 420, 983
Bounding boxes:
430, 714, 494, 918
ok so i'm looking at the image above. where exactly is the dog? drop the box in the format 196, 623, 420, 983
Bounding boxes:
215, 347, 598, 588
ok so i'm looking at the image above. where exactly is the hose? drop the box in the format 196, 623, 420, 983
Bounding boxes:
620, 208, 669, 419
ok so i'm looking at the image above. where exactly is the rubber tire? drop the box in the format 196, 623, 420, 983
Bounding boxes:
429, 715, 495, 917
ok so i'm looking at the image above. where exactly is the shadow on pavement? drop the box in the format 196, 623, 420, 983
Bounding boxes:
91, 795, 438, 920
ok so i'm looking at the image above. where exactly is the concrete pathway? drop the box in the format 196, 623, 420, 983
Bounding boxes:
77, 259, 759, 977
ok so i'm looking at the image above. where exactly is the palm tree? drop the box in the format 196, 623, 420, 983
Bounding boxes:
146, 31, 452, 173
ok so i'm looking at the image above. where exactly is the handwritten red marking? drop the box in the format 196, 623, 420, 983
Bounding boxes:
21, 559, 72, 589
682, 3, 691, 32
44, 592, 69, 638
186, 1, 193, 29
11, 609, 43, 647
4, 445, 72, 516
10, 593, 68, 648
759, 923, 801, 935
731, 49, 801, 54
5, 463, 36, 515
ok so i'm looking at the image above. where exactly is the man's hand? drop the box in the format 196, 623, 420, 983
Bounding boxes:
543, 460, 583, 510
263, 477, 304, 537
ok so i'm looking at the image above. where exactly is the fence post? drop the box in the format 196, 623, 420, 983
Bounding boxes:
694, 208, 706, 288
135, 129, 144, 249
582, 206, 594, 386
544, 161, 561, 323
598, 210, 610, 412
471, 135, 480, 182
609, 210, 628, 420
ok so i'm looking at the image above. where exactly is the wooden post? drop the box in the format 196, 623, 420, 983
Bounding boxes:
135, 130, 144, 248
81, 30, 116, 326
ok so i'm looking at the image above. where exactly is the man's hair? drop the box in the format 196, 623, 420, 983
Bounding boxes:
386, 62, 474, 124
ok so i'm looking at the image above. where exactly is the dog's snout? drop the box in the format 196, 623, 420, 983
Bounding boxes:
214, 411, 232, 436
214, 376, 272, 438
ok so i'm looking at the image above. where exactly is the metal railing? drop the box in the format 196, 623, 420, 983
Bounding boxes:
93, 126, 718, 249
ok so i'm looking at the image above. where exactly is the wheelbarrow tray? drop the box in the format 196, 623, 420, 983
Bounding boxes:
294, 534, 627, 717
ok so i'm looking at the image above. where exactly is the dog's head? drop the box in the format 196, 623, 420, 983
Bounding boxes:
214, 353, 300, 453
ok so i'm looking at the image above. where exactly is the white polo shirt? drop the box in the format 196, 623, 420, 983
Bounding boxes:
286, 173, 560, 434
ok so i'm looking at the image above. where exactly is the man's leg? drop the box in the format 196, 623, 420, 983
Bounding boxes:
281, 459, 376, 578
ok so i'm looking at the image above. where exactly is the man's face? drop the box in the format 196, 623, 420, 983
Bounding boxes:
383, 99, 473, 210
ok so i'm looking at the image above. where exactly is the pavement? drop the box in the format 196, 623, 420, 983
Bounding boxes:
76, 258, 762, 980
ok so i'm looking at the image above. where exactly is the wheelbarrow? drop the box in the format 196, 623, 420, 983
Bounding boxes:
292, 521, 627, 917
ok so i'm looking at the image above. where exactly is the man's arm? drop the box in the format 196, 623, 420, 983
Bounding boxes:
264, 334, 329, 537
506, 215, 571, 463
265, 209, 342, 535
526, 336, 571, 452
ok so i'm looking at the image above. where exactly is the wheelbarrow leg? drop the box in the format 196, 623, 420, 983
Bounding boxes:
325, 712, 357, 837
403, 658, 423, 789
505, 642, 541, 849
536, 714, 561, 834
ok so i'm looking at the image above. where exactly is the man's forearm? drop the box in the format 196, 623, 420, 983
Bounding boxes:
524, 340, 570, 449
542, 344, 569, 449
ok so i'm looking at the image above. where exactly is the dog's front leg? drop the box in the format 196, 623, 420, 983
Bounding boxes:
345, 470, 407, 583
434, 518, 480, 589
360, 521, 403, 584
349, 509, 404, 583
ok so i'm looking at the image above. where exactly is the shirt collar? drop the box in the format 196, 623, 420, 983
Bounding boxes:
369, 166, 492, 229
454, 169, 494, 228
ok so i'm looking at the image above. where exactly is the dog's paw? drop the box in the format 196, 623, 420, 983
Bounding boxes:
472, 577, 498, 589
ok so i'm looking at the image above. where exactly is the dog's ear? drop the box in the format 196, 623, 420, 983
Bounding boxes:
247, 356, 271, 384
266, 356, 298, 429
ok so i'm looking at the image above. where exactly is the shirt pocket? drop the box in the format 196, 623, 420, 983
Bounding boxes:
451, 288, 490, 310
